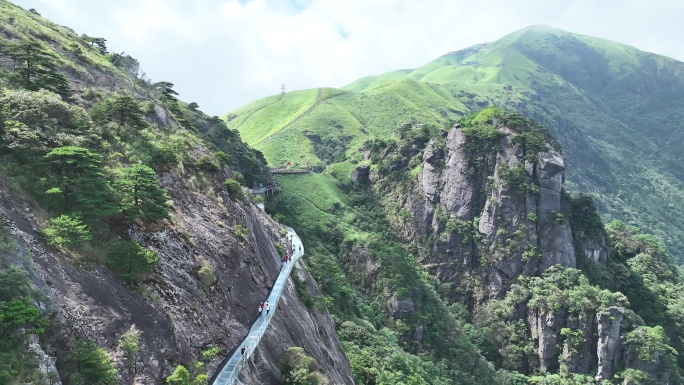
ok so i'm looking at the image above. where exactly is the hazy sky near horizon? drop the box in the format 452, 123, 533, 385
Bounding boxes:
11, 0, 684, 115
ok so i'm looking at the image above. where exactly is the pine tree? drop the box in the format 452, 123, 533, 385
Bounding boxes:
80, 35, 107, 54
43, 214, 91, 246
166, 365, 190, 385
68, 339, 117, 385
117, 164, 169, 219
5, 41, 73, 101
106, 241, 159, 283
111, 95, 147, 129
44, 146, 118, 219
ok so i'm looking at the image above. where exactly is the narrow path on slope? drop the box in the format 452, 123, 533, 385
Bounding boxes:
211, 226, 304, 385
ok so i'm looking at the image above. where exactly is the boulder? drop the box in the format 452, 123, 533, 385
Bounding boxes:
351, 165, 370, 184
387, 294, 415, 319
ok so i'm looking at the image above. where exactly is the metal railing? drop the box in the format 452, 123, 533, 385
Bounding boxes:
269, 167, 313, 175
245, 184, 277, 195
211, 227, 304, 385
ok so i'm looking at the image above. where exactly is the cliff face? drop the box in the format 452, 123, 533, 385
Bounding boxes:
0, 150, 351, 384
364, 111, 670, 381
375, 117, 575, 301
0, 3, 353, 382
238, 262, 354, 385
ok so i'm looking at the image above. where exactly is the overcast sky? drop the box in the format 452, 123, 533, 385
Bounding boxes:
11, 0, 684, 115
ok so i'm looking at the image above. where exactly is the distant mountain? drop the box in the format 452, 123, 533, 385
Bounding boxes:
227, 25, 684, 262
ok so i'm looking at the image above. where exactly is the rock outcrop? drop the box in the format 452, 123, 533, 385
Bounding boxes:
364, 114, 627, 380
372, 120, 576, 300
595, 307, 624, 382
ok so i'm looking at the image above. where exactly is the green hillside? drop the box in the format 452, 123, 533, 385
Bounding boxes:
228, 25, 684, 262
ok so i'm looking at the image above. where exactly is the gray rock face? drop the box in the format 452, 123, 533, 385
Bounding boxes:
561, 312, 596, 374
366, 118, 611, 377
239, 260, 354, 385
0, 147, 352, 383
536, 151, 575, 271
389, 122, 576, 298
351, 165, 370, 184
528, 309, 563, 373
623, 328, 672, 385
576, 231, 609, 265
440, 127, 476, 219
27, 335, 62, 385
595, 307, 624, 382
387, 294, 416, 319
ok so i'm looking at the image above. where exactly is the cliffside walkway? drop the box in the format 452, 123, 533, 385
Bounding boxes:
245, 184, 277, 195
211, 226, 304, 385
270, 167, 312, 175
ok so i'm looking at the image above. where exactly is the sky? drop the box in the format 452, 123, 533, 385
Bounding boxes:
10, 0, 684, 115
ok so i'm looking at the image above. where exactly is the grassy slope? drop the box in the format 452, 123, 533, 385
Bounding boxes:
228, 25, 684, 262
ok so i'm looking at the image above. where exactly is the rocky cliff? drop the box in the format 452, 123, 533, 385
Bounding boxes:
0, 146, 352, 383
0, 3, 353, 382
369, 111, 576, 301
363, 109, 676, 382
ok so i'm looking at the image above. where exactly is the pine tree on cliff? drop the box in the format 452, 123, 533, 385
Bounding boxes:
117, 164, 170, 220
44, 146, 118, 219
1, 40, 73, 101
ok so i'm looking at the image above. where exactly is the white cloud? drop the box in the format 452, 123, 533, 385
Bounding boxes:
10, 0, 684, 114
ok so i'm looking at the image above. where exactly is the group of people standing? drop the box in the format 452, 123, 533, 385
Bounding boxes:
258, 300, 271, 317
281, 237, 301, 267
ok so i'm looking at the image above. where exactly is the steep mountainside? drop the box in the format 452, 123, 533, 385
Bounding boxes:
228, 25, 684, 263
227, 26, 684, 384
0, 1, 352, 384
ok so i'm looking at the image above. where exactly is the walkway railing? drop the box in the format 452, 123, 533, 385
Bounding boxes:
270, 167, 312, 175
211, 226, 304, 385
246, 184, 277, 195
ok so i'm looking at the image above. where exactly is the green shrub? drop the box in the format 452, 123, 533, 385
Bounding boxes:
233, 225, 249, 242
197, 262, 216, 289
166, 365, 189, 385
106, 241, 159, 283
165, 364, 207, 385
195, 155, 219, 172
232, 172, 245, 185
117, 164, 170, 220
66, 339, 118, 385
213, 151, 231, 164
280, 347, 328, 385
201, 347, 220, 362
223, 178, 242, 199
43, 214, 91, 246
120, 327, 140, 359
149, 143, 179, 169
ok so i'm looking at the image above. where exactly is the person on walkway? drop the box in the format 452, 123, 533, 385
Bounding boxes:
241, 346, 246, 358
258, 302, 264, 316
265, 301, 271, 316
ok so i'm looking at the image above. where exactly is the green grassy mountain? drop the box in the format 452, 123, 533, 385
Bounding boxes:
227, 25, 684, 262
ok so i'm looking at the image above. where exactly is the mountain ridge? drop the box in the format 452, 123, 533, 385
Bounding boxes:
227, 25, 684, 262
